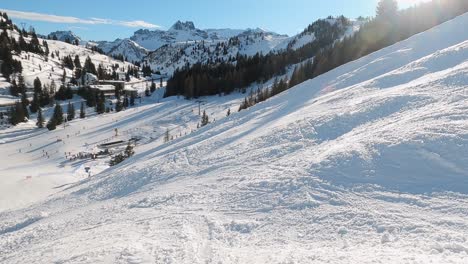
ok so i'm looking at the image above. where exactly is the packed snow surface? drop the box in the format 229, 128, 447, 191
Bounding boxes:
1, 13, 468, 263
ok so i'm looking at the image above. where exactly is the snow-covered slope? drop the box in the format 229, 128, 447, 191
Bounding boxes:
205, 28, 245, 40
11, 33, 137, 88
1, 13, 468, 264
106, 39, 148, 62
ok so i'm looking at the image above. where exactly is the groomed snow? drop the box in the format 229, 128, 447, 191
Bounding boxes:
1, 13, 468, 264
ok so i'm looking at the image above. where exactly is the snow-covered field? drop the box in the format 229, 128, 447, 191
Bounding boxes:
0, 12, 468, 264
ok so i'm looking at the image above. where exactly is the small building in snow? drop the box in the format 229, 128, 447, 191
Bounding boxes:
89, 85, 116, 97
98, 80, 125, 94
0, 97, 19, 111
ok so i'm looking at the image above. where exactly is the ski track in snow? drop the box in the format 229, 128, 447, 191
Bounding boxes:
1, 13, 468, 264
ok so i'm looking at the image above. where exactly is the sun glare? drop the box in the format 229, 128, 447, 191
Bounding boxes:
397, 0, 431, 7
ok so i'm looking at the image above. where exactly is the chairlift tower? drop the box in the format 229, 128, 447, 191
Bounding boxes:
195, 100, 205, 116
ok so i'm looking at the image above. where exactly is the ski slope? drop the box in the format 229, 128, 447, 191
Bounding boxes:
1, 13, 468, 264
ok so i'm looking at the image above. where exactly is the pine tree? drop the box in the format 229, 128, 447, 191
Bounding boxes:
30, 77, 42, 113
201, 110, 209, 127
67, 102, 75, 121
74, 55, 81, 69
96, 91, 106, 114
21, 92, 29, 120
80, 102, 86, 118
84, 56, 97, 75
17, 74, 26, 96
48, 80, 57, 99
0, 42, 13, 81
62, 55, 74, 70
36, 107, 44, 128
55, 84, 66, 101
9, 102, 26, 125
10, 79, 18, 96
52, 103, 64, 126
46, 117, 57, 130
97, 64, 106, 80
43, 40, 49, 56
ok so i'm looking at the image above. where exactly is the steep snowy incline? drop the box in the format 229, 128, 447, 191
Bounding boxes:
1, 13, 468, 264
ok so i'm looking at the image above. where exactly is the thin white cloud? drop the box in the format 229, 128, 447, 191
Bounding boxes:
0, 8, 160, 29
67, 26, 90, 31
119, 20, 160, 28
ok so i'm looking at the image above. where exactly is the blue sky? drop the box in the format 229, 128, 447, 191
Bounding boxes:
0, 0, 429, 41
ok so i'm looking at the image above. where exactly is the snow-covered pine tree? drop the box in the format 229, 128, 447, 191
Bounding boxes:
201, 110, 209, 127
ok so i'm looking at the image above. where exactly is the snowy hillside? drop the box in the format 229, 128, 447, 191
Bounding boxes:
205, 28, 245, 40
1, 11, 467, 264
106, 39, 148, 62
7, 31, 138, 89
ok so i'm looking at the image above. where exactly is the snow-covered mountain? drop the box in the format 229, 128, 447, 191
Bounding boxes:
94, 17, 359, 76
47, 30, 82, 44
1, 11, 468, 264
143, 17, 357, 75
94, 20, 291, 74
129, 20, 246, 51
105, 39, 148, 62
205, 28, 246, 40
142, 28, 291, 75
91, 21, 244, 70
